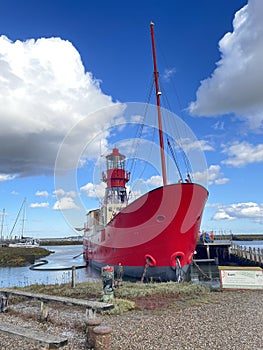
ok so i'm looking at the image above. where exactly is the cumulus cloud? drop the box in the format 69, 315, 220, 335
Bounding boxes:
221, 141, 263, 167
53, 197, 79, 210
52, 188, 65, 198
0, 35, 117, 178
144, 175, 163, 187
193, 164, 229, 186
35, 190, 49, 197
0, 174, 15, 182
52, 188, 80, 211
180, 138, 214, 152
189, 0, 263, 130
80, 182, 106, 199
30, 202, 49, 208
212, 202, 263, 224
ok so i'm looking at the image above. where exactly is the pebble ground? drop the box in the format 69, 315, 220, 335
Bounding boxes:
0, 290, 262, 349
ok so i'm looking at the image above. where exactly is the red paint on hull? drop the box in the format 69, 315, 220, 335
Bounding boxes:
83, 183, 208, 280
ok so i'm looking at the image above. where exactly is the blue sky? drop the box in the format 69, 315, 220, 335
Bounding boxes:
1, 0, 263, 238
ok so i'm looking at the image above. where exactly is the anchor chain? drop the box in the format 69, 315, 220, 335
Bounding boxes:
193, 260, 212, 280
176, 257, 183, 283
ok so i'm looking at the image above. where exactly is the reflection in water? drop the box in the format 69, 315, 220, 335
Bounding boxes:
0, 245, 100, 288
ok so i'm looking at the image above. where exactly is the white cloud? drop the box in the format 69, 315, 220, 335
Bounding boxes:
144, 175, 163, 187
213, 210, 235, 221
221, 141, 263, 167
0, 35, 117, 178
35, 190, 49, 197
189, 0, 263, 131
213, 121, 225, 131
163, 67, 176, 82
80, 182, 106, 199
0, 174, 15, 182
193, 164, 229, 186
66, 191, 77, 198
30, 202, 49, 208
53, 197, 79, 210
53, 188, 65, 198
180, 138, 214, 152
212, 202, 263, 224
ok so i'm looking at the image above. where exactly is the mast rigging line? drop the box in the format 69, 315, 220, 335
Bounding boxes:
127, 76, 156, 186
128, 22, 194, 191
9, 198, 27, 238
167, 139, 183, 181
158, 76, 192, 178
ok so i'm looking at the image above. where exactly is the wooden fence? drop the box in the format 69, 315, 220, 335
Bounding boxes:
230, 244, 263, 266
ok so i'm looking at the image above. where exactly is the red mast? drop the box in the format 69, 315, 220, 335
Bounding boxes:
150, 22, 167, 186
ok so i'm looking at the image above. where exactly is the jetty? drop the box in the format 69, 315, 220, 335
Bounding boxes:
194, 240, 263, 268
229, 244, 263, 267
194, 241, 231, 264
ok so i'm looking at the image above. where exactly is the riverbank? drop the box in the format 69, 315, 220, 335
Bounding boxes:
0, 247, 51, 267
0, 282, 262, 349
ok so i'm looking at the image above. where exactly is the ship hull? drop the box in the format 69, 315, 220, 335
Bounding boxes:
83, 183, 208, 282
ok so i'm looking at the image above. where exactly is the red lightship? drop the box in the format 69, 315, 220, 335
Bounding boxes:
83, 23, 208, 282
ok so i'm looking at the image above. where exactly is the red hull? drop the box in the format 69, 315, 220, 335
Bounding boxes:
83, 183, 208, 281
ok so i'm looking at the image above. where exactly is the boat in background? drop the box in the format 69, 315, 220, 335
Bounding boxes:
9, 239, 39, 248
83, 23, 208, 282
6, 198, 39, 248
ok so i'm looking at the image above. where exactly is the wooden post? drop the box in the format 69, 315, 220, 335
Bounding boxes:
206, 245, 210, 259
40, 301, 49, 322
93, 326, 112, 350
85, 317, 101, 349
86, 308, 96, 319
71, 266, 76, 288
249, 247, 253, 261
0, 293, 8, 312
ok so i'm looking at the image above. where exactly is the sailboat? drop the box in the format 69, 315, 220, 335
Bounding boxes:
83, 23, 208, 282
8, 199, 39, 248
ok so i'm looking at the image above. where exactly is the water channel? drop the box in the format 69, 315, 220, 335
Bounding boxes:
0, 245, 100, 288
0, 241, 262, 288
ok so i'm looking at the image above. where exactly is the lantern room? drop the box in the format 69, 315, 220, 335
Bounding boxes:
102, 148, 130, 205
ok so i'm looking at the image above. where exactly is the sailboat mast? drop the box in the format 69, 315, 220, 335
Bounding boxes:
0, 208, 5, 241
21, 198, 26, 239
150, 22, 167, 186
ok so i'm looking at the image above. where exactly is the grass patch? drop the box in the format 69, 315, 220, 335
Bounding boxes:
0, 247, 51, 267
9, 281, 214, 315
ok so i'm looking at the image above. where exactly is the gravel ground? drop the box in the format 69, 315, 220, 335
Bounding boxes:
0, 290, 262, 349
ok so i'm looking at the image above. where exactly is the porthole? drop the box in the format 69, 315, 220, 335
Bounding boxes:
157, 215, 165, 222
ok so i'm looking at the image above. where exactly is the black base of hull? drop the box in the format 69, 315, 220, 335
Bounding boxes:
89, 260, 191, 282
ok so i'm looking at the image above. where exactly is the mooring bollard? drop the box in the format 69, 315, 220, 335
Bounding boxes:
85, 317, 102, 349
93, 325, 112, 350
101, 265, 114, 302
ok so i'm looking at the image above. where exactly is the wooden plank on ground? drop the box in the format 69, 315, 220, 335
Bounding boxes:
0, 288, 114, 311
0, 322, 68, 349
